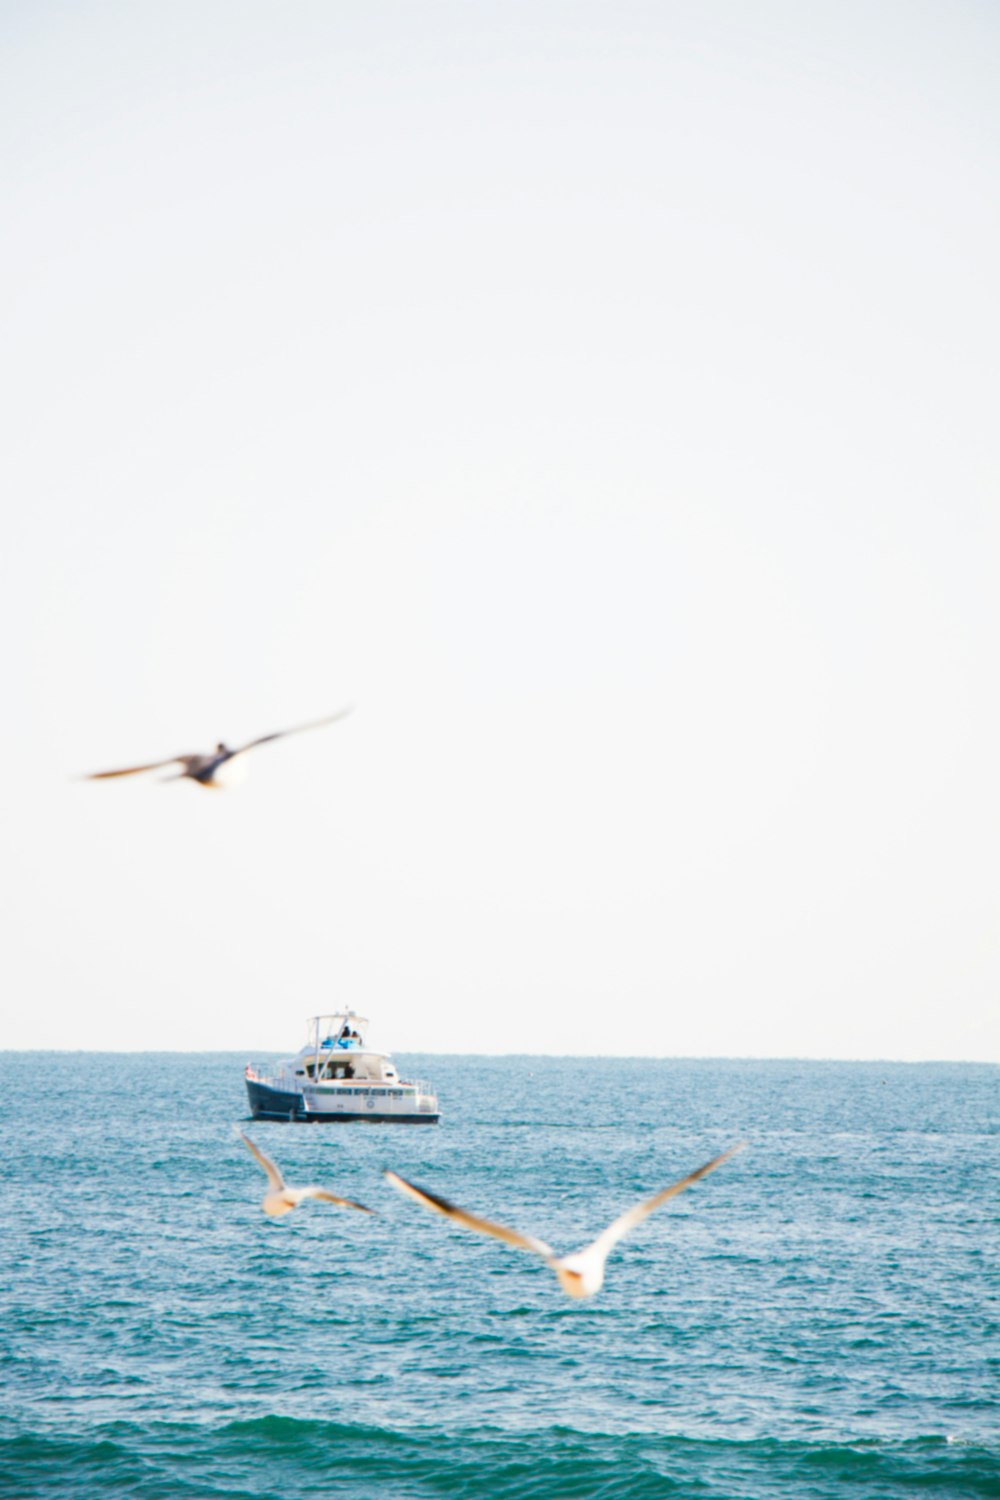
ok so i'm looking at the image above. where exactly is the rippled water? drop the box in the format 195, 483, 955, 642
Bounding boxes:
1, 1054, 997, 1498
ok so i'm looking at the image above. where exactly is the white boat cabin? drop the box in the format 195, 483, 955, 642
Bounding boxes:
290, 1011, 400, 1085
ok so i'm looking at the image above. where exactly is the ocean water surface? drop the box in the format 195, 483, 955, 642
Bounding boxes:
0, 1054, 996, 1498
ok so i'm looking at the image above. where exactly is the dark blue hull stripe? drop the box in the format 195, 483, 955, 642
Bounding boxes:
245, 1079, 439, 1124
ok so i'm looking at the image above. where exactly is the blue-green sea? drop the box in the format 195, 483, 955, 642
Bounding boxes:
1, 1055, 997, 1499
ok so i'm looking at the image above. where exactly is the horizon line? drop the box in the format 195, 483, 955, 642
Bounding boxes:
0, 1047, 994, 1066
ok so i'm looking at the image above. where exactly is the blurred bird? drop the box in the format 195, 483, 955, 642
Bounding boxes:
236, 1129, 373, 1217
81, 708, 352, 788
385, 1142, 744, 1299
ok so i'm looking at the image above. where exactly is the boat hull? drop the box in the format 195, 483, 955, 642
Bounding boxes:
245, 1076, 439, 1124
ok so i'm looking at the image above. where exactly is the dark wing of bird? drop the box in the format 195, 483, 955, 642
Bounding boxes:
309, 1188, 375, 1213
81, 755, 192, 780
235, 707, 354, 755
384, 1171, 554, 1258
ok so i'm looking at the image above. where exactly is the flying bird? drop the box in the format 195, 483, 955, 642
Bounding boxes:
385, 1142, 744, 1299
236, 1129, 373, 1217
81, 708, 353, 788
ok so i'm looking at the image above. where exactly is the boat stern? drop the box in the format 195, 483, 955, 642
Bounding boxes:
245, 1068, 305, 1121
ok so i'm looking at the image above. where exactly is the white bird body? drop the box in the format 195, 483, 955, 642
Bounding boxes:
386, 1142, 745, 1299
83, 708, 352, 788
237, 1130, 372, 1218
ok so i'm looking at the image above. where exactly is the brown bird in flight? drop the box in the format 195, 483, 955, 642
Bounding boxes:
385, 1142, 745, 1299
82, 708, 353, 788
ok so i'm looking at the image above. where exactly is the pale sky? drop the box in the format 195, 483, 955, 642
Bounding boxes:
2, 1, 998, 1060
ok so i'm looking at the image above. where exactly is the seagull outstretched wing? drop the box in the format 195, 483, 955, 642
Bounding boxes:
236, 707, 354, 755
237, 1129, 285, 1192
384, 1171, 554, 1258
300, 1187, 374, 1213
589, 1142, 747, 1261
82, 755, 196, 780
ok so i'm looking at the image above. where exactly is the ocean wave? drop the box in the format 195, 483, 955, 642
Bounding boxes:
2, 1419, 998, 1500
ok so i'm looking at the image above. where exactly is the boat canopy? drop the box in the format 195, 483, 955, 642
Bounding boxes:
304, 1011, 370, 1053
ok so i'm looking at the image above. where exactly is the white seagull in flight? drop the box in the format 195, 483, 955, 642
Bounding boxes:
385, 1143, 744, 1299
82, 708, 353, 788
237, 1130, 373, 1218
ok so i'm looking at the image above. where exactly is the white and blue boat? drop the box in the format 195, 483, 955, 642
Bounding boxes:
245, 1010, 439, 1123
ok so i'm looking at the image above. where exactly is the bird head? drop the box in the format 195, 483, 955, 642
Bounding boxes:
553, 1252, 604, 1300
